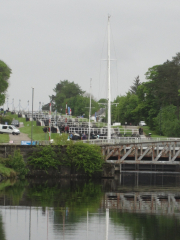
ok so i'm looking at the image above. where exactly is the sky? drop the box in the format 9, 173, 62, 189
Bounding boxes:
1, 0, 180, 111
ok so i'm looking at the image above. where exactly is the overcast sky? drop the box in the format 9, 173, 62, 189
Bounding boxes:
1, 0, 180, 111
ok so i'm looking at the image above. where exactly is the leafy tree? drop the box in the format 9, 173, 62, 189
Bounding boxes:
0, 60, 12, 106
154, 105, 180, 137
144, 53, 180, 119
112, 93, 140, 125
129, 75, 141, 94
52, 80, 84, 112
65, 95, 99, 117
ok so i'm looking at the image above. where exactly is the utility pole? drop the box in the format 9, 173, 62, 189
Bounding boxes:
31, 88, 34, 145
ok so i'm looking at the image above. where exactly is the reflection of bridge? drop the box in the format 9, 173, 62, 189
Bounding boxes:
104, 192, 180, 215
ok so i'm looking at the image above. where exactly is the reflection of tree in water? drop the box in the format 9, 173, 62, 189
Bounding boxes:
26, 180, 103, 232
110, 211, 180, 240
0, 180, 28, 205
53, 181, 103, 227
0, 214, 6, 240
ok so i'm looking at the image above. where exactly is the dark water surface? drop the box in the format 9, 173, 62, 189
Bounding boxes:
0, 173, 180, 240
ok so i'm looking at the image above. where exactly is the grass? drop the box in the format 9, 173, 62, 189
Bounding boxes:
20, 124, 58, 141
0, 134, 9, 143
0, 163, 16, 178
142, 125, 167, 138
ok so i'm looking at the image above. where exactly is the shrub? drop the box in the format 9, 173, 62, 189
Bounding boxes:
8, 149, 28, 177
28, 145, 61, 171
53, 133, 70, 145
1, 115, 13, 125
66, 142, 104, 176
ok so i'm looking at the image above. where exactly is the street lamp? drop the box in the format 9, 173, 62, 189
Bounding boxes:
31, 88, 34, 145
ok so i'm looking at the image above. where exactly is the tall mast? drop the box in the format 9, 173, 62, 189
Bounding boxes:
88, 78, 92, 140
107, 15, 111, 140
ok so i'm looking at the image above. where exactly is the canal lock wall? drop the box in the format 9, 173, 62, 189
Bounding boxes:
0, 145, 115, 178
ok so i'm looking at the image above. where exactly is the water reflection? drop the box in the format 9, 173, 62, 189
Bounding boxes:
0, 173, 180, 240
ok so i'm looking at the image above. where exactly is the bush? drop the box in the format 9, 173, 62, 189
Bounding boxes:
1, 115, 13, 125
154, 105, 180, 137
53, 133, 70, 145
66, 142, 104, 176
8, 149, 28, 177
28, 145, 61, 171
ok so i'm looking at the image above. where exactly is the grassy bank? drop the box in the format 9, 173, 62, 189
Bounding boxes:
0, 134, 9, 143
143, 126, 167, 138
0, 163, 16, 178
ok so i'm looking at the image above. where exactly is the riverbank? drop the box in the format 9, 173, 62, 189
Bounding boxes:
0, 144, 115, 180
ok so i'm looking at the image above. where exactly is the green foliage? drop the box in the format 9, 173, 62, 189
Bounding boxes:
66, 142, 103, 176
28, 145, 61, 171
0, 60, 12, 106
0, 115, 13, 125
8, 149, 28, 177
53, 133, 70, 145
112, 93, 140, 125
154, 105, 180, 137
65, 95, 99, 117
129, 75, 141, 94
51, 80, 85, 112
0, 163, 16, 178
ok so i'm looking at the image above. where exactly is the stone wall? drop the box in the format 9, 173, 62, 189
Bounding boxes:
0, 145, 115, 178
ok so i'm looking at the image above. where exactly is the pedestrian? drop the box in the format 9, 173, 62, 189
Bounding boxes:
139, 127, 141, 135
141, 128, 143, 135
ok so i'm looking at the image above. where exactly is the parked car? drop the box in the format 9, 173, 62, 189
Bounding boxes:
139, 121, 146, 126
11, 120, 19, 127
0, 124, 20, 135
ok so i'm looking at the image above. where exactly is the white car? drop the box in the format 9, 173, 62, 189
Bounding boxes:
0, 124, 20, 135
139, 121, 146, 126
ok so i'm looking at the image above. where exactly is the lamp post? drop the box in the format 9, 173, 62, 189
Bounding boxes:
160, 107, 162, 136
12, 98, 14, 112
19, 99, 21, 113
31, 88, 34, 145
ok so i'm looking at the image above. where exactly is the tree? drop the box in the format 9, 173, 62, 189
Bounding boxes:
129, 76, 141, 94
52, 80, 84, 112
0, 60, 12, 106
112, 93, 140, 125
65, 95, 99, 117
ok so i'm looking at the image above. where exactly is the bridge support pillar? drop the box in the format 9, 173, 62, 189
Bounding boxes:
119, 164, 122, 173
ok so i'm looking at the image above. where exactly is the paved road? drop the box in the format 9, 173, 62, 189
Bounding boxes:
9, 123, 31, 144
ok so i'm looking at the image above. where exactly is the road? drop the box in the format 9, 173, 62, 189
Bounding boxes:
9, 123, 31, 144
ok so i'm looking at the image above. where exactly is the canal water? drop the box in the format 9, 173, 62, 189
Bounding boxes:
0, 173, 180, 240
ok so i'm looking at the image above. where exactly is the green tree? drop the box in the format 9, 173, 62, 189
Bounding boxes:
0, 60, 12, 106
112, 93, 140, 125
65, 95, 99, 117
52, 80, 84, 112
129, 75, 141, 94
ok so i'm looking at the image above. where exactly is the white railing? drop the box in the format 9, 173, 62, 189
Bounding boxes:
82, 137, 180, 145
69, 127, 138, 135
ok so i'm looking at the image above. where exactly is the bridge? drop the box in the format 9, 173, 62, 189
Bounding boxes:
83, 138, 180, 172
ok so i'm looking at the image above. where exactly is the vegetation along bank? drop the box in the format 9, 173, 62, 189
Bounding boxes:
0, 143, 114, 180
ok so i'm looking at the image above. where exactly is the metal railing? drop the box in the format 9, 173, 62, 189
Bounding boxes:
82, 137, 180, 145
